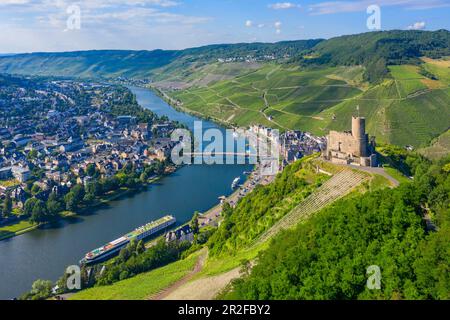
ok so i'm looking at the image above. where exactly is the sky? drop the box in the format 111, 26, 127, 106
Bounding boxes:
0, 0, 449, 53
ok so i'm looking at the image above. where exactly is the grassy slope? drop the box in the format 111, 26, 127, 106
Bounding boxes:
0, 50, 180, 79
171, 64, 364, 132
69, 158, 393, 300
0, 40, 321, 80
420, 130, 450, 160
151, 61, 262, 89
171, 58, 450, 148
70, 252, 198, 300
0, 220, 36, 241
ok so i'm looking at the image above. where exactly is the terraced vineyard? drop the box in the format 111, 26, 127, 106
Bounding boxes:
420, 130, 450, 160
169, 57, 450, 148
253, 169, 369, 246
170, 65, 364, 131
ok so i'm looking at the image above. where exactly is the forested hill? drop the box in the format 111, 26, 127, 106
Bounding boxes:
222, 154, 450, 300
293, 29, 450, 82
1, 30, 449, 150
0, 40, 322, 79
0, 30, 449, 82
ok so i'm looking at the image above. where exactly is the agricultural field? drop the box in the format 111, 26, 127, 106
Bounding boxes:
170, 64, 364, 131
152, 62, 261, 89
170, 60, 450, 148
421, 57, 450, 86
388, 65, 428, 98
420, 130, 450, 160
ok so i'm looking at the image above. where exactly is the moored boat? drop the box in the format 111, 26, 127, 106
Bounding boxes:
80, 215, 176, 265
231, 177, 241, 189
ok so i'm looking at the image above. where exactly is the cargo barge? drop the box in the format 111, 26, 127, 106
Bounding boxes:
80, 215, 176, 265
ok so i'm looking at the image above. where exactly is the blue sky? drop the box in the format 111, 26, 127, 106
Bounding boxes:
0, 0, 449, 53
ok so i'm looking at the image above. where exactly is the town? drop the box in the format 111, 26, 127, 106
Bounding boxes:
0, 75, 179, 228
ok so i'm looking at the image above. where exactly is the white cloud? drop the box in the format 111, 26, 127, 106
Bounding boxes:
0, 0, 30, 5
308, 0, 450, 15
269, 2, 300, 10
274, 21, 282, 34
407, 21, 426, 30
0, 0, 213, 52
245, 20, 253, 27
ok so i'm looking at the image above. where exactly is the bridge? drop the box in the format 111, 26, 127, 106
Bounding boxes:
183, 152, 258, 157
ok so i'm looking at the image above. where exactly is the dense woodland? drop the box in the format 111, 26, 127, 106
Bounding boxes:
293, 30, 450, 82
223, 154, 450, 300
208, 158, 329, 256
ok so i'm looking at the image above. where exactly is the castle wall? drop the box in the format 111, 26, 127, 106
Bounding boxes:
327, 131, 360, 156
325, 117, 375, 167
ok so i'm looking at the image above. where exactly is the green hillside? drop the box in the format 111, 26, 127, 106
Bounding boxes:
293, 29, 450, 82
70, 252, 199, 300
0, 40, 321, 79
221, 155, 450, 300
65, 153, 449, 301
0, 50, 180, 78
0, 30, 449, 148
420, 130, 450, 160
170, 57, 450, 147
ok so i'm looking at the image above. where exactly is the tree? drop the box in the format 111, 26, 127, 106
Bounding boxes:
86, 163, 96, 177
30, 200, 48, 223
23, 198, 38, 216
27, 149, 38, 160
83, 193, 95, 204
136, 240, 146, 255
190, 212, 200, 235
125, 176, 138, 189
102, 176, 119, 192
64, 192, 77, 212
31, 184, 41, 196
30, 279, 53, 300
25, 180, 34, 193
65, 185, 85, 212
86, 181, 102, 197
3, 192, 12, 218
140, 172, 149, 184
47, 198, 63, 216
222, 202, 233, 218
71, 184, 85, 202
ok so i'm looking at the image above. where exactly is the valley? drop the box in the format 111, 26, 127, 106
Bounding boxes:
0, 29, 449, 302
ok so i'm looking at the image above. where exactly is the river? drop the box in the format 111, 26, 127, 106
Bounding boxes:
0, 86, 253, 300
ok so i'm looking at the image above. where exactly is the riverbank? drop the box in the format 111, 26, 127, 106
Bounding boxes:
199, 164, 275, 227
0, 86, 254, 300
0, 174, 168, 242
0, 220, 38, 241
150, 86, 236, 130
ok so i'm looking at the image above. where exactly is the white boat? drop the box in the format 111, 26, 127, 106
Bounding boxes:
80, 215, 176, 265
231, 177, 241, 189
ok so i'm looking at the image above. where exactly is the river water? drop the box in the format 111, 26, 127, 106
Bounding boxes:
0, 86, 252, 300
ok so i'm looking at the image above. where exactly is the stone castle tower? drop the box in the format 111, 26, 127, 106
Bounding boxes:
325, 116, 377, 167
351, 116, 368, 158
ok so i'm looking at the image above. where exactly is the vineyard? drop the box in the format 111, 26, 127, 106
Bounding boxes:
254, 168, 369, 245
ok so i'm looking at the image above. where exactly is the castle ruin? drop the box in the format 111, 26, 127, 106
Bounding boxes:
325, 116, 377, 167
